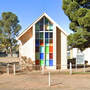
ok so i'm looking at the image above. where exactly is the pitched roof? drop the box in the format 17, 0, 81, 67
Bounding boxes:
17, 13, 68, 39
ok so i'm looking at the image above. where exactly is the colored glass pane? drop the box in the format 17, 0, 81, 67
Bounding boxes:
49, 60, 53, 66
45, 18, 48, 24
40, 25, 43, 31
49, 46, 53, 52
49, 25, 53, 31
49, 32, 53, 38
36, 32, 39, 38
45, 32, 48, 38
45, 25, 49, 31
45, 43, 49, 46
40, 46, 44, 53
45, 46, 49, 53
49, 53, 53, 59
40, 39, 44, 46
40, 32, 43, 38
49, 43, 53, 46
45, 60, 49, 66
35, 24, 40, 31
36, 39, 39, 46
36, 46, 39, 52
40, 53, 44, 59
49, 39, 53, 43
45, 39, 49, 43
40, 60, 44, 66
36, 53, 39, 59
35, 60, 40, 65
45, 53, 49, 60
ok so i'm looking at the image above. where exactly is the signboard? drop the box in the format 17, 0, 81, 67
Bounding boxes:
76, 53, 84, 64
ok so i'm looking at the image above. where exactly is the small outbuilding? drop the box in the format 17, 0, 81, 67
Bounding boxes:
17, 13, 67, 69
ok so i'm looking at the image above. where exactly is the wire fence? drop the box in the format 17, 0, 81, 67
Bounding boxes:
0, 62, 90, 87
0, 62, 90, 75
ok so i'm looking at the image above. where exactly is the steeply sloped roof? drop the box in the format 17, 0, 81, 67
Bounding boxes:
17, 13, 68, 39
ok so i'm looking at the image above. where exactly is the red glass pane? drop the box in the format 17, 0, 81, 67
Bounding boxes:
35, 60, 40, 65
49, 53, 53, 59
40, 39, 44, 46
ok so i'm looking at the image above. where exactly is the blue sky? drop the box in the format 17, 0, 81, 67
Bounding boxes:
0, 0, 71, 34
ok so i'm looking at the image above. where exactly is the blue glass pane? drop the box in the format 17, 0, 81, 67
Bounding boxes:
40, 53, 44, 59
49, 60, 53, 66
45, 32, 48, 38
36, 39, 39, 46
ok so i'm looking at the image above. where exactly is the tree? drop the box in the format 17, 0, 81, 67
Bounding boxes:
0, 12, 21, 56
62, 0, 90, 51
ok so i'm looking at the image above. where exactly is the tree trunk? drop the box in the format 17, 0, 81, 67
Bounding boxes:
10, 47, 13, 57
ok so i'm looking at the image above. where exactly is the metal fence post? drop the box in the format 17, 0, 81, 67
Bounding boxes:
13, 64, 16, 75
49, 72, 50, 87
70, 62, 72, 75
75, 63, 77, 72
7, 63, 9, 75
84, 62, 85, 72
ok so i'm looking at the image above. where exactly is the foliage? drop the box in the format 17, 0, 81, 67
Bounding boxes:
62, 0, 90, 51
0, 12, 21, 55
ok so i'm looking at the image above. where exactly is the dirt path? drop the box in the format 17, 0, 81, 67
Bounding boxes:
0, 72, 90, 90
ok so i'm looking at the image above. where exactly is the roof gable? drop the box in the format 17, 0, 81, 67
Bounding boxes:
17, 13, 67, 39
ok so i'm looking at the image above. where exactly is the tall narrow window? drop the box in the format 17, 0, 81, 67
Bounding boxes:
35, 17, 53, 67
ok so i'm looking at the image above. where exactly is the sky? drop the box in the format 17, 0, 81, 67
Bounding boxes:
0, 0, 71, 34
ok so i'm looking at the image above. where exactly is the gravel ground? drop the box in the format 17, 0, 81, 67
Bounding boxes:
0, 71, 90, 90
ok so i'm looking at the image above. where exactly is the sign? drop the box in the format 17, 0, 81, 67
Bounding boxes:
76, 53, 84, 64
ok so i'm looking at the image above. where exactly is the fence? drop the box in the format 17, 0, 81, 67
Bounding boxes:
0, 62, 90, 75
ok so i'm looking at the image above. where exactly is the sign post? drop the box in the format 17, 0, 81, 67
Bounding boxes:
76, 52, 85, 72
70, 62, 72, 75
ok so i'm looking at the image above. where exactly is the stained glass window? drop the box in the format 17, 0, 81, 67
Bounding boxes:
35, 17, 53, 67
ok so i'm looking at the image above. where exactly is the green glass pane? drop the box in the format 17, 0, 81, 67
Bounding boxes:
35, 24, 40, 31
45, 46, 49, 53
40, 32, 43, 38
36, 53, 39, 59
45, 53, 49, 60
40, 60, 44, 66
45, 60, 49, 66
45, 18, 48, 24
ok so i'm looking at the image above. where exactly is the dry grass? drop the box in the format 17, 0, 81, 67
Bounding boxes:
0, 71, 90, 90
